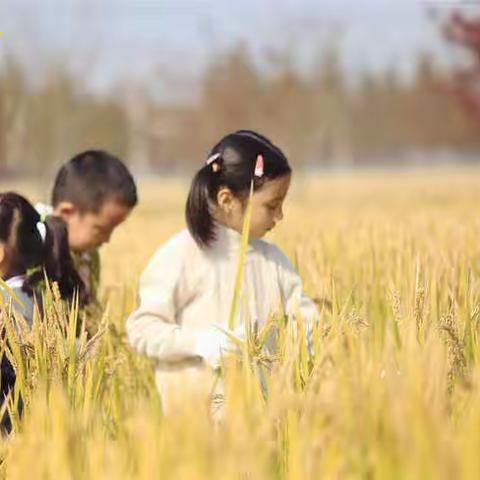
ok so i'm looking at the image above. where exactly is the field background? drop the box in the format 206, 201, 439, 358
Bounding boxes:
1, 169, 480, 479
2, 2, 480, 477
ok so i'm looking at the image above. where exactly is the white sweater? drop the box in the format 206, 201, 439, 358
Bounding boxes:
126, 224, 318, 370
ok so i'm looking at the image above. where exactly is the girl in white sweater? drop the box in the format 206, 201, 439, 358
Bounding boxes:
127, 130, 318, 414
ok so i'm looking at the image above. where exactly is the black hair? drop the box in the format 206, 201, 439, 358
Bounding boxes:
51, 150, 138, 213
186, 130, 291, 248
0, 192, 89, 306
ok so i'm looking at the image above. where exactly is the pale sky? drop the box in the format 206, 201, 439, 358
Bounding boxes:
1, 0, 479, 101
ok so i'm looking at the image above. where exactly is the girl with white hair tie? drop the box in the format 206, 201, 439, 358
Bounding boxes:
0, 191, 88, 433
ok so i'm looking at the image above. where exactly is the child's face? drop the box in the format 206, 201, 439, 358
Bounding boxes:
55, 198, 132, 252
217, 174, 291, 239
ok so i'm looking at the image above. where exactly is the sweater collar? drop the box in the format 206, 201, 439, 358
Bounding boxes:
212, 223, 254, 255
3, 275, 26, 290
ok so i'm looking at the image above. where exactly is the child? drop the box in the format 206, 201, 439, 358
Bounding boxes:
127, 130, 318, 415
0, 192, 87, 432
36, 150, 138, 306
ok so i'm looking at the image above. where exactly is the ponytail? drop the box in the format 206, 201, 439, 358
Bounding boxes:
25, 216, 89, 307
186, 166, 217, 248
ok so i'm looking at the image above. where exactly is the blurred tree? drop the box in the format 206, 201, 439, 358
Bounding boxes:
310, 46, 353, 166
444, 11, 480, 118
2, 18, 480, 175
0, 63, 129, 176
0, 55, 27, 173
201, 43, 262, 142
262, 54, 314, 164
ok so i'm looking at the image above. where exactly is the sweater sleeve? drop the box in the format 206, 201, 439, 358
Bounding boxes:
270, 246, 319, 354
126, 233, 203, 363
270, 245, 319, 326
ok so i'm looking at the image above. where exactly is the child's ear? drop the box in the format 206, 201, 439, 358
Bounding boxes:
216, 187, 235, 214
54, 201, 78, 220
0, 244, 5, 266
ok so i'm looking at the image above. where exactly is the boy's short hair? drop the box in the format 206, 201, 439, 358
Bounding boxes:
52, 150, 138, 213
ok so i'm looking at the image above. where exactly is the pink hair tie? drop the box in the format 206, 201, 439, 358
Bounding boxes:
254, 154, 264, 178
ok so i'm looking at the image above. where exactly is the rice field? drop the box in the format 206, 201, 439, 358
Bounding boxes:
2, 168, 480, 479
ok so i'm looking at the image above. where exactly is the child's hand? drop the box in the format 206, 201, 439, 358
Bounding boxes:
194, 325, 244, 369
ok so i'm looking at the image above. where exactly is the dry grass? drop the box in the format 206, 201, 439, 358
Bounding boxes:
1, 168, 480, 479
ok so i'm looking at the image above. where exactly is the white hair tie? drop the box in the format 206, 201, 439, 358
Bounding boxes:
36, 221, 47, 243
206, 152, 222, 173
206, 153, 221, 166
